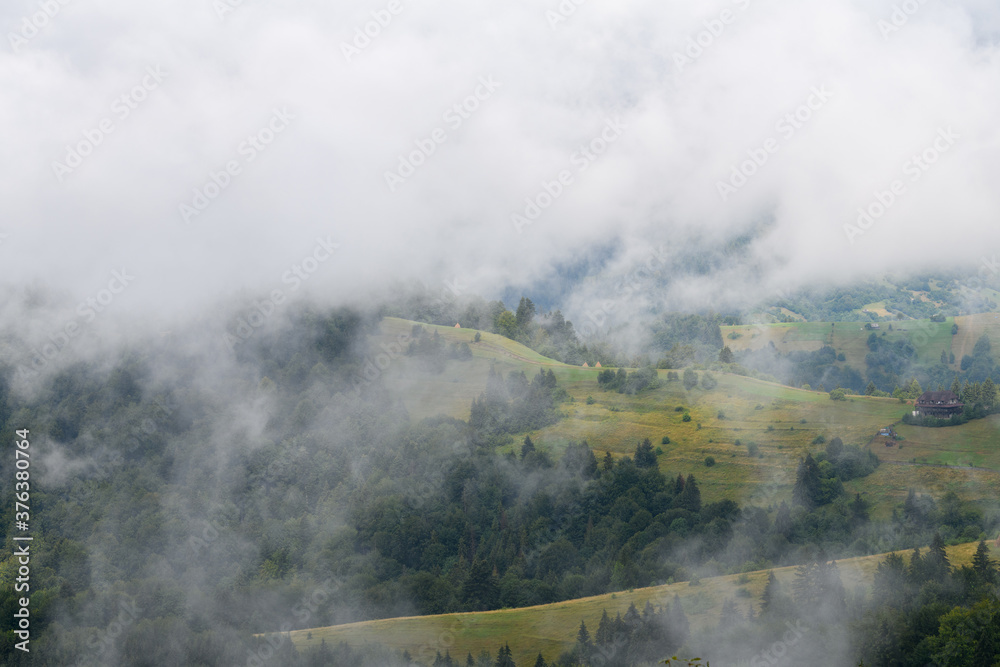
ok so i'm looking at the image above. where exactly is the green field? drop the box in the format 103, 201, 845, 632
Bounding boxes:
721, 316, 959, 370
375, 318, 1000, 509
287, 542, 997, 666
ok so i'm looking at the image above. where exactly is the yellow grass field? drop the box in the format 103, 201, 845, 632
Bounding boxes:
287, 542, 998, 666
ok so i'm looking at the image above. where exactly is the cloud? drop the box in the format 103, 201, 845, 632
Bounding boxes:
1, 0, 999, 328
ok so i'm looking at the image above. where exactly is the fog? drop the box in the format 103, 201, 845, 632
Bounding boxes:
2, 0, 999, 330
4, 1, 1000, 665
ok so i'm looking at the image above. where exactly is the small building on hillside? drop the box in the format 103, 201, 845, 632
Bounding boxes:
454, 323, 461, 328
914, 390, 964, 418
595, 362, 602, 368
582, 362, 589, 368
875, 426, 898, 446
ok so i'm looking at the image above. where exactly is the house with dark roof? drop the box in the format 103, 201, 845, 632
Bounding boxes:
914, 390, 964, 418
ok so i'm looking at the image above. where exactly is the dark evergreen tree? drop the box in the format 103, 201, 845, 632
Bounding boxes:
926, 533, 951, 580
521, 435, 535, 460
972, 540, 997, 583
494, 643, 515, 667
677, 474, 701, 512
792, 454, 823, 508
718, 598, 742, 630
634, 438, 657, 468
595, 609, 612, 646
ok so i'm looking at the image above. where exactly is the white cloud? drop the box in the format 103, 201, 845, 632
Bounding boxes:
1, 0, 998, 327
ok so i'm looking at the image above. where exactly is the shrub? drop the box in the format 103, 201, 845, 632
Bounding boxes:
683, 368, 698, 390
704, 456, 716, 467
474, 331, 481, 342
700, 371, 718, 390
585, 396, 595, 405
830, 388, 847, 401
661, 436, 670, 445
682, 413, 692, 422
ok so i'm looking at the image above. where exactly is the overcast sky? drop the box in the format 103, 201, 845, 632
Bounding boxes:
3, 0, 1000, 326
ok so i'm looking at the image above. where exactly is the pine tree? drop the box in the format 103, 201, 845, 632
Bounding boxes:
532, 653, 546, 667
520, 435, 536, 460
718, 598, 742, 630
595, 609, 611, 646
951, 376, 962, 395
873, 552, 907, 609
850, 493, 869, 523
575, 621, 593, 664
674, 473, 685, 495
983, 378, 998, 411
793, 561, 820, 608
634, 438, 657, 467
665, 595, 689, 650
624, 601, 641, 632
865, 381, 877, 395
467, 652, 475, 667
972, 540, 997, 583
792, 454, 823, 508
602, 451, 614, 472
494, 643, 515, 667
576, 620, 592, 647
678, 474, 701, 512
819, 561, 847, 614
774, 502, 792, 536
761, 571, 779, 614
926, 533, 951, 580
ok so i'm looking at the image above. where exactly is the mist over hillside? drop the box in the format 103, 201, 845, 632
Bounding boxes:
5, 0, 1000, 665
